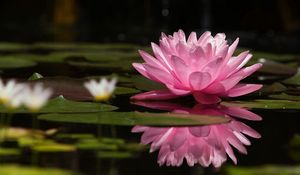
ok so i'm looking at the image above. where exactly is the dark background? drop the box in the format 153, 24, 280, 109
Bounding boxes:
0, 0, 300, 52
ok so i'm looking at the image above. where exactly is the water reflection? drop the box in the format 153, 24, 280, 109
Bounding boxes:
132, 102, 262, 168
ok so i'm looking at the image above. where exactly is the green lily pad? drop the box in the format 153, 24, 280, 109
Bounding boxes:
258, 59, 297, 76
38, 111, 230, 126
97, 151, 137, 159
0, 43, 29, 51
0, 148, 21, 156
289, 134, 300, 162
76, 139, 118, 150
32, 42, 140, 51
0, 164, 75, 175
0, 97, 117, 113
222, 99, 300, 109
0, 56, 36, 69
115, 87, 140, 95
283, 68, 300, 86
226, 165, 300, 175
258, 83, 287, 95
129, 75, 165, 91
269, 93, 300, 101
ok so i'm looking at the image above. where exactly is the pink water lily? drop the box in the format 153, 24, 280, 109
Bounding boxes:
132, 101, 261, 168
131, 30, 262, 104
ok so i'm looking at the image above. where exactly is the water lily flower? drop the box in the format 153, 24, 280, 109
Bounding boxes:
23, 84, 52, 112
132, 101, 261, 168
84, 78, 117, 101
0, 79, 25, 105
131, 30, 262, 104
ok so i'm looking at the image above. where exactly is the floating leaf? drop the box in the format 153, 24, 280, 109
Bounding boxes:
226, 165, 300, 175
38, 111, 230, 126
0, 43, 29, 51
0, 97, 117, 113
222, 99, 300, 109
258, 83, 287, 95
131, 75, 165, 91
0, 164, 75, 175
32, 142, 76, 152
0, 148, 21, 156
76, 139, 118, 150
283, 68, 300, 86
0, 56, 36, 69
97, 151, 136, 159
258, 59, 297, 76
115, 87, 140, 95
269, 93, 300, 101
289, 134, 300, 162
32, 42, 140, 51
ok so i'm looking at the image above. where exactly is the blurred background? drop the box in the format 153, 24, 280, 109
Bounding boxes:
1, 0, 300, 52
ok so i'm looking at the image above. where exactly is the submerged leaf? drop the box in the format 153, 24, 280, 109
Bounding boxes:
38, 111, 230, 126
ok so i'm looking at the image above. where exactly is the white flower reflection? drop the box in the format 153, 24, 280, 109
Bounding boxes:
23, 83, 52, 112
132, 101, 261, 168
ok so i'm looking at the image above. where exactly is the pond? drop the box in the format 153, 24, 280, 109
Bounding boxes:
0, 40, 299, 175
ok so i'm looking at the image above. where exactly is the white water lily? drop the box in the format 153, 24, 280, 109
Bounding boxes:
84, 78, 117, 101
23, 84, 52, 112
0, 79, 28, 110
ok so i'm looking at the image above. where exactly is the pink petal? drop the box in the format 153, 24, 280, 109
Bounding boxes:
189, 126, 211, 137
138, 50, 167, 71
166, 84, 190, 95
193, 92, 221, 104
132, 63, 153, 80
130, 90, 178, 101
225, 38, 239, 61
187, 32, 197, 45
168, 128, 188, 151
198, 31, 211, 45
189, 72, 212, 91
227, 84, 263, 97
151, 42, 172, 70
170, 56, 190, 85
143, 64, 174, 85
221, 106, 262, 121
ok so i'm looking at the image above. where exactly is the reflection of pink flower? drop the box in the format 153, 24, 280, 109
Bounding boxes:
132, 102, 261, 168
131, 30, 262, 104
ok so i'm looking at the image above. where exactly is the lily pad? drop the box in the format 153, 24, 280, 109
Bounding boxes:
283, 68, 300, 86
226, 165, 300, 175
258, 59, 297, 76
32, 42, 140, 51
0, 43, 29, 51
0, 56, 36, 69
222, 99, 300, 109
97, 151, 137, 159
269, 93, 300, 101
289, 134, 300, 162
0, 97, 118, 113
38, 111, 230, 126
0, 164, 75, 175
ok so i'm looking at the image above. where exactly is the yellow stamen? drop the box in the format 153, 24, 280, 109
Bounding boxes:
94, 93, 111, 101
